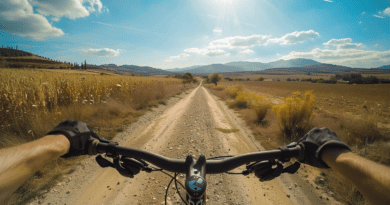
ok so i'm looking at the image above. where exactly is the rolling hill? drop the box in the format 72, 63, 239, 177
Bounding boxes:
169, 58, 323, 73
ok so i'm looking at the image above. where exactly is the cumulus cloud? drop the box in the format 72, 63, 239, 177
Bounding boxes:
0, 0, 64, 40
270, 30, 320, 44
30, 0, 105, 20
208, 35, 271, 49
174, 30, 318, 60
205, 49, 229, 57
239, 49, 254, 54
0, 0, 106, 40
323, 38, 363, 49
165, 53, 190, 62
323, 38, 352, 46
281, 39, 390, 68
82, 48, 121, 57
324, 0, 333, 2
384, 8, 390, 16
338, 43, 364, 49
213, 28, 222, 36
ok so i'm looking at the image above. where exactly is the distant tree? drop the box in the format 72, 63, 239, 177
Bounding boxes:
287, 78, 292, 81
207, 72, 222, 85
182, 72, 194, 84
256, 76, 265, 81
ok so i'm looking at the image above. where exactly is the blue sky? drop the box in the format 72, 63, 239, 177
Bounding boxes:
1, 0, 390, 69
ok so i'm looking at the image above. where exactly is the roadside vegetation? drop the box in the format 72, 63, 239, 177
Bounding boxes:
0, 68, 193, 205
206, 72, 222, 85
170, 72, 198, 84
205, 75, 390, 205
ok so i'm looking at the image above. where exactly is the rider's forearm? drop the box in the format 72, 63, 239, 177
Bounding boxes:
322, 148, 390, 205
0, 134, 69, 203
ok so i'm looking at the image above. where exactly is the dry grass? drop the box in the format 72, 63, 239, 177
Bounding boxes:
0, 68, 191, 205
210, 80, 390, 205
272, 91, 316, 140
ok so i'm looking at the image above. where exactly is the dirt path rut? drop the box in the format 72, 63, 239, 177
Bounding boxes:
31, 85, 325, 205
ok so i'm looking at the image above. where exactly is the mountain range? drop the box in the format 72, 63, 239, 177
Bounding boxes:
95, 58, 389, 75
167, 58, 323, 74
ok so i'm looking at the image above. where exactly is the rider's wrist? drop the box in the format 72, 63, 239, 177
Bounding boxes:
44, 134, 70, 157
321, 147, 351, 168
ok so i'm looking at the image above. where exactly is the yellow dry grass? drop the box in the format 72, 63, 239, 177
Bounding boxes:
210, 80, 390, 205
0, 68, 190, 205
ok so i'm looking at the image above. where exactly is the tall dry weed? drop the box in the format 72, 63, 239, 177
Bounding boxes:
224, 84, 244, 98
272, 91, 316, 140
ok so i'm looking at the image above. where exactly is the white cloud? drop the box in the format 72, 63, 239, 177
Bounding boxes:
205, 49, 229, 57
338, 43, 364, 49
0, 0, 64, 40
165, 53, 190, 62
281, 39, 390, 68
324, 0, 333, 2
0, 0, 106, 40
82, 48, 121, 57
361, 11, 365, 15
271, 30, 320, 45
184, 48, 208, 54
184, 48, 229, 57
323, 38, 363, 49
30, 0, 105, 21
208, 35, 271, 49
384, 8, 390, 16
359, 21, 362, 24
239, 49, 254, 54
213, 28, 222, 36
323, 38, 352, 46
373, 14, 385, 19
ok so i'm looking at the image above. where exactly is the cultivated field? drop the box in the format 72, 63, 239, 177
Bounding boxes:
205, 79, 390, 205
0, 68, 193, 204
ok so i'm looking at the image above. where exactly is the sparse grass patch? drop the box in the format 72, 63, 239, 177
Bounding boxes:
158, 99, 167, 105
339, 114, 388, 145
211, 85, 225, 91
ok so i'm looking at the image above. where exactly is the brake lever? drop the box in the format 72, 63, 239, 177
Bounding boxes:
96, 155, 115, 168
282, 161, 300, 174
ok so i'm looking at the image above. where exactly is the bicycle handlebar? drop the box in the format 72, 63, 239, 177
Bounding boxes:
90, 141, 304, 174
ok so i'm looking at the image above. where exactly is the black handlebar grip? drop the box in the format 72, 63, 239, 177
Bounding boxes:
88, 139, 101, 155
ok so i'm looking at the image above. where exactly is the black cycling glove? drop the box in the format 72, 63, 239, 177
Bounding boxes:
298, 127, 350, 168
249, 160, 283, 182
47, 120, 99, 158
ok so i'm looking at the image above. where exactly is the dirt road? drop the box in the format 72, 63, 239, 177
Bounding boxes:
31, 85, 334, 205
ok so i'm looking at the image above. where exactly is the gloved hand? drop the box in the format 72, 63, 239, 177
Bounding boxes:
47, 120, 99, 158
248, 160, 283, 182
298, 127, 350, 168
